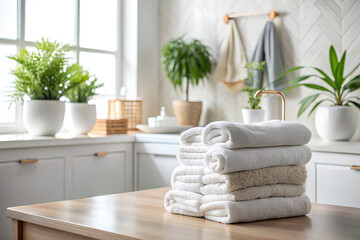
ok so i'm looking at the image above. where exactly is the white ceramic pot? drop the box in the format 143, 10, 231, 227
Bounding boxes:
64, 103, 96, 135
24, 100, 65, 136
242, 108, 265, 124
315, 106, 358, 141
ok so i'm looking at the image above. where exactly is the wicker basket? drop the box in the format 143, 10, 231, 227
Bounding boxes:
107, 99, 142, 130
90, 119, 128, 135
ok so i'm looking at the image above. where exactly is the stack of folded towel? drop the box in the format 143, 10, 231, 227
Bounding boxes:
165, 120, 313, 224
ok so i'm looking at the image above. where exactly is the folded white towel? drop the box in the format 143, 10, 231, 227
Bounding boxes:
202, 195, 311, 223
205, 145, 311, 174
201, 165, 307, 195
164, 189, 204, 217
201, 184, 305, 203
171, 166, 204, 193
177, 146, 208, 166
180, 127, 204, 146
203, 120, 311, 149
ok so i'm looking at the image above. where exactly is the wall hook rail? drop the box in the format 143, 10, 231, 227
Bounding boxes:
223, 10, 279, 23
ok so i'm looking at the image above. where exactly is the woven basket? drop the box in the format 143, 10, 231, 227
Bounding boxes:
107, 99, 142, 130
90, 119, 128, 135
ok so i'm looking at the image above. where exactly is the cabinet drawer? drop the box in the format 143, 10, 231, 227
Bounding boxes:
0, 157, 65, 240
317, 163, 360, 208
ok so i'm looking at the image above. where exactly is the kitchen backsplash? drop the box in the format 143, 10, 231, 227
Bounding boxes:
158, 0, 360, 139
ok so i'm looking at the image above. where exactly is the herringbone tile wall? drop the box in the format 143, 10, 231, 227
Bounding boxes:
158, 0, 360, 139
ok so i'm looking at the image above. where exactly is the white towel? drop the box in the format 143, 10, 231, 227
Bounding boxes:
180, 127, 204, 146
171, 166, 204, 193
164, 189, 204, 217
201, 184, 305, 203
203, 120, 312, 149
214, 19, 248, 91
202, 195, 311, 223
205, 145, 311, 174
201, 165, 307, 195
177, 146, 208, 166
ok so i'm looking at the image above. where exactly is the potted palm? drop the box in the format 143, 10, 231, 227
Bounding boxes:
279, 45, 360, 141
64, 69, 103, 135
8, 39, 86, 136
242, 61, 266, 124
161, 36, 215, 126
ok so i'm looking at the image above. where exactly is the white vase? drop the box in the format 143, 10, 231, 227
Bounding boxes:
24, 100, 65, 136
242, 109, 265, 124
315, 106, 358, 141
64, 103, 97, 135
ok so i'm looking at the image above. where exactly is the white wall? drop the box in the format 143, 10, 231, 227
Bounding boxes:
158, 0, 360, 139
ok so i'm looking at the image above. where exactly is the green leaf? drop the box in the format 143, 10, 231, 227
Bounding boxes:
348, 101, 360, 110
302, 84, 335, 95
335, 50, 346, 88
329, 45, 339, 78
288, 75, 316, 85
273, 66, 304, 84
345, 63, 360, 79
343, 75, 360, 91
298, 94, 320, 117
311, 67, 336, 89
308, 99, 327, 117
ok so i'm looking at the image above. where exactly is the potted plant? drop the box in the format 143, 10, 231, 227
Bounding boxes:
241, 61, 266, 124
8, 39, 85, 136
161, 36, 215, 126
64, 68, 103, 135
279, 45, 360, 141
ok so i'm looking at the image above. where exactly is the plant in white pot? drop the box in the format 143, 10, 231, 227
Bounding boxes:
161, 36, 215, 126
8, 39, 85, 136
64, 71, 103, 135
242, 61, 266, 124
279, 45, 360, 141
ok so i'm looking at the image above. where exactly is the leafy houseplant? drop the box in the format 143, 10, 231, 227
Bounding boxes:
161, 36, 215, 126
279, 45, 360, 140
8, 38, 86, 136
241, 61, 266, 124
64, 71, 103, 135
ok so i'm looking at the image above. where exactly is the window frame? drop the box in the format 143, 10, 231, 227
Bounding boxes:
0, 0, 122, 133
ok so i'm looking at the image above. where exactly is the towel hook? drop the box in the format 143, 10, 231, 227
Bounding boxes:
254, 90, 286, 121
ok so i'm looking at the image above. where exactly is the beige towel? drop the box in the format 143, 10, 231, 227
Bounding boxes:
214, 19, 248, 91
201, 184, 305, 203
201, 165, 307, 195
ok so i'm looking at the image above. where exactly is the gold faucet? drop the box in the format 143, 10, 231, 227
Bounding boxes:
254, 90, 286, 121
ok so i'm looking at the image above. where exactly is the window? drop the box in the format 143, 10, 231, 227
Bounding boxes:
0, 0, 121, 132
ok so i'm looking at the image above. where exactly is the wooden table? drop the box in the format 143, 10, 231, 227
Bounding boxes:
7, 188, 360, 240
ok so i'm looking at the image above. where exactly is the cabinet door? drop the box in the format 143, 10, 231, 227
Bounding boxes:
317, 164, 360, 208
71, 151, 127, 199
0, 157, 65, 240
135, 143, 179, 190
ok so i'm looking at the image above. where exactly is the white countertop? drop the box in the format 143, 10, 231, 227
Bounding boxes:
0, 132, 358, 155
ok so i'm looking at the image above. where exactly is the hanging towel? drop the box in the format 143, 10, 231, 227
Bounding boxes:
171, 166, 204, 193
201, 165, 307, 195
180, 127, 204, 146
214, 19, 248, 91
177, 146, 208, 166
201, 184, 305, 203
164, 189, 204, 217
250, 21, 285, 90
203, 120, 312, 149
205, 145, 311, 174
202, 195, 311, 223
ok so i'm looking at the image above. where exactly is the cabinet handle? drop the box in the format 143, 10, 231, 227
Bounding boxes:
350, 165, 360, 170
95, 152, 108, 157
20, 159, 38, 164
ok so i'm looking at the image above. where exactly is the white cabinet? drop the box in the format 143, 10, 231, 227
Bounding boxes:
134, 143, 179, 190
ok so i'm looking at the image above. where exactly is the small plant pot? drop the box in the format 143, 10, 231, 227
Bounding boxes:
24, 100, 65, 136
315, 106, 358, 141
242, 108, 265, 124
172, 101, 202, 126
64, 103, 97, 135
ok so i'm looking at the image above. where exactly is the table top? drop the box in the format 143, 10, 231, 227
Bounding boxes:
7, 187, 360, 240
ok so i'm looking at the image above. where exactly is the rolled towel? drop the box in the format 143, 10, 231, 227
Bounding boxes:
171, 166, 204, 193
203, 120, 311, 149
177, 146, 208, 166
164, 189, 204, 217
201, 195, 311, 223
205, 145, 311, 174
201, 165, 307, 195
201, 184, 305, 203
180, 127, 204, 146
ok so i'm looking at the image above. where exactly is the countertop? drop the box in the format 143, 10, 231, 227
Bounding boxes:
7, 187, 360, 240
